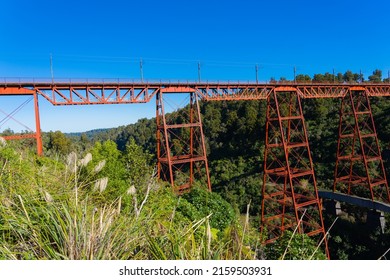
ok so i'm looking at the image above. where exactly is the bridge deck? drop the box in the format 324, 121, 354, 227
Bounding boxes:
0, 81, 390, 105
318, 190, 390, 213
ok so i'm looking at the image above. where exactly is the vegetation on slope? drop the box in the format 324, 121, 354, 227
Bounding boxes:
0, 141, 246, 260
0, 137, 328, 260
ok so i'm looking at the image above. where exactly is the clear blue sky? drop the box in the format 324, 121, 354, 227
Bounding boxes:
1, 0, 389, 133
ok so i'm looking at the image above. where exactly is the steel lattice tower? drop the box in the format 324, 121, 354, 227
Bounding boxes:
156, 90, 211, 193
333, 88, 390, 203
261, 88, 329, 257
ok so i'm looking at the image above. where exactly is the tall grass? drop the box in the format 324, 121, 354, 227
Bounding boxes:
0, 146, 260, 260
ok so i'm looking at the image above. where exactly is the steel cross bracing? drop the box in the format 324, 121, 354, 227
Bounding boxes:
261, 88, 329, 258
156, 89, 211, 193
1, 80, 390, 257
1, 82, 390, 105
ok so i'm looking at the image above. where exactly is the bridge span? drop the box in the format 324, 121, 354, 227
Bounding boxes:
1, 80, 390, 105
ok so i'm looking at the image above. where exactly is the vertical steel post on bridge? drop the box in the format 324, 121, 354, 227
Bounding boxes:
33, 91, 43, 156
261, 87, 329, 258
156, 89, 211, 193
333, 88, 390, 203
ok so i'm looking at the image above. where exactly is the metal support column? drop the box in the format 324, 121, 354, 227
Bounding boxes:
333, 87, 390, 203
33, 91, 43, 156
156, 89, 211, 193
261, 87, 329, 258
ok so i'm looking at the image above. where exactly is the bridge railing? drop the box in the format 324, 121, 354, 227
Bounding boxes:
1, 77, 272, 86
3, 77, 390, 86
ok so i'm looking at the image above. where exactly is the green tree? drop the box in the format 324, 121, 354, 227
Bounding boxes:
336, 72, 344, 82
343, 70, 356, 82
88, 140, 127, 201
296, 74, 311, 82
123, 137, 153, 186
323, 72, 336, 82
313, 73, 325, 82
47, 130, 71, 154
181, 186, 236, 231
368, 69, 382, 83
79, 133, 90, 150
1, 128, 14, 136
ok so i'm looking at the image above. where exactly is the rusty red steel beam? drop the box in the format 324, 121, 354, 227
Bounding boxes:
34, 85, 162, 105
1, 82, 390, 104
0, 87, 35, 95
2, 133, 37, 140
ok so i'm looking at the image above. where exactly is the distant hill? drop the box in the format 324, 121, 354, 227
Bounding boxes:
66, 128, 114, 138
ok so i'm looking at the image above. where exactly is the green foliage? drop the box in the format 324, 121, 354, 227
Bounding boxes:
86, 140, 128, 202
143, 186, 260, 260
123, 137, 154, 185
0, 145, 260, 260
264, 231, 327, 260
296, 74, 311, 82
181, 186, 236, 232
210, 157, 262, 214
368, 69, 382, 83
47, 131, 72, 155
343, 70, 358, 82
115, 118, 157, 153
310, 70, 366, 83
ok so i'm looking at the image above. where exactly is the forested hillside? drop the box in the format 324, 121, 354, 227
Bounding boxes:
2, 70, 390, 259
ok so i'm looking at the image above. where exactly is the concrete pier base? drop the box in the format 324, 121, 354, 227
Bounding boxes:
323, 200, 342, 216
367, 210, 386, 234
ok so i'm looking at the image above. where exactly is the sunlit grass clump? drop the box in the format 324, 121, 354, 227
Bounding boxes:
0, 144, 261, 260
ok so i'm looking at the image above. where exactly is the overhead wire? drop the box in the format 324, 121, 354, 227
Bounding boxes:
51, 53, 302, 69
0, 97, 34, 131
1, 52, 308, 83
0, 97, 33, 125
2, 52, 374, 78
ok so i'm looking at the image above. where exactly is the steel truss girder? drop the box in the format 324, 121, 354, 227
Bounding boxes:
333, 90, 390, 203
156, 90, 211, 193
36, 85, 160, 105
2, 82, 390, 104
261, 89, 329, 258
